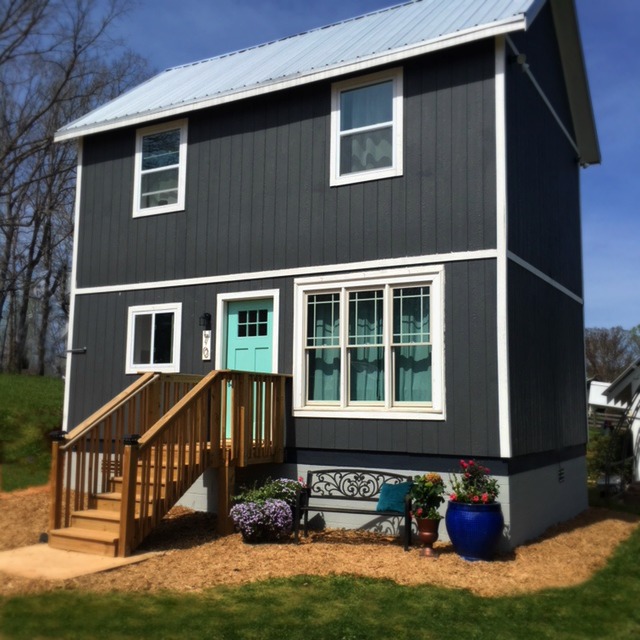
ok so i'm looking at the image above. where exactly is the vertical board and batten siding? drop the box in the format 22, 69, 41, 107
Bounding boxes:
69, 38, 501, 457
506, 2, 582, 296
76, 40, 496, 290
504, 2, 586, 458
68, 259, 499, 457
507, 264, 587, 456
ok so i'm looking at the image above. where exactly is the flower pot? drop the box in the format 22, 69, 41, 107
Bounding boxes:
445, 501, 504, 561
415, 517, 440, 556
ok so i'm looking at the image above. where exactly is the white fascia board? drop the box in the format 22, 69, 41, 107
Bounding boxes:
54, 16, 526, 143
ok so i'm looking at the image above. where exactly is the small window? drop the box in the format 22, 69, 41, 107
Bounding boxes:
126, 303, 182, 373
133, 120, 187, 217
330, 69, 403, 186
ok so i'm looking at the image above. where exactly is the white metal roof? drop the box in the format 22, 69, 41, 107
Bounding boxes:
55, 0, 599, 163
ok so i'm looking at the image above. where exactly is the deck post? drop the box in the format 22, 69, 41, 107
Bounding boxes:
119, 435, 140, 557
217, 457, 236, 535
49, 431, 67, 531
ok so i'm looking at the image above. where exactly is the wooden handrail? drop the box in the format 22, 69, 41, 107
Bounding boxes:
137, 370, 221, 449
61, 372, 159, 449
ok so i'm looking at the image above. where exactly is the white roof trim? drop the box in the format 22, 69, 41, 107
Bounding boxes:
54, 15, 526, 142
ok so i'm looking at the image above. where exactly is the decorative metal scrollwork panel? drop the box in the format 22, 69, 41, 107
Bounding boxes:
310, 469, 407, 502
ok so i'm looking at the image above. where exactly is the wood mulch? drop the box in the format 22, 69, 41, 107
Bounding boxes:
1, 484, 638, 598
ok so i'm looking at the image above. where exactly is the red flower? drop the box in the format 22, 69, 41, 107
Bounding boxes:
481, 493, 489, 503
450, 492, 458, 501
416, 507, 423, 517
460, 460, 468, 469
468, 460, 475, 466
472, 495, 479, 503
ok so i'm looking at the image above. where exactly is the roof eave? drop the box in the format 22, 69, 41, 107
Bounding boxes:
54, 14, 527, 143
605, 357, 640, 405
549, 0, 601, 166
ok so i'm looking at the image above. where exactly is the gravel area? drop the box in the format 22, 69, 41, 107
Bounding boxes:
1, 485, 638, 597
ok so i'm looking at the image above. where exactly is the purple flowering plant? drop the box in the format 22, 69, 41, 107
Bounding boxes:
230, 477, 304, 542
230, 498, 293, 543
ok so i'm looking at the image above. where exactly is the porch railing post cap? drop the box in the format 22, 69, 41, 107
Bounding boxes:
123, 434, 141, 446
49, 430, 67, 442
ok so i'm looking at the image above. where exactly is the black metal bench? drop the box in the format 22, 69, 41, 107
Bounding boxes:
294, 468, 412, 551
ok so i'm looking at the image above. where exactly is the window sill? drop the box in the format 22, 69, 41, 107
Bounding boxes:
293, 407, 445, 421
330, 166, 402, 187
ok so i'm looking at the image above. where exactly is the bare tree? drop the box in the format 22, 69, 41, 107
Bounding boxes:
0, 0, 149, 373
585, 326, 640, 382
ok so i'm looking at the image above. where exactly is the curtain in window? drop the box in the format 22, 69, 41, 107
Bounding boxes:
349, 291, 384, 402
340, 80, 393, 175
393, 287, 432, 403
307, 294, 340, 401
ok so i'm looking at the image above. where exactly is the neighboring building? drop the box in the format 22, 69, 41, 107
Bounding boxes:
604, 359, 640, 480
588, 380, 627, 430
55, 0, 600, 548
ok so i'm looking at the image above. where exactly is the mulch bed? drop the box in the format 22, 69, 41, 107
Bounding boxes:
1, 485, 638, 597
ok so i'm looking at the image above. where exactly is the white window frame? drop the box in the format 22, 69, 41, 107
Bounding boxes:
330, 68, 403, 187
293, 266, 445, 420
125, 302, 182, 374
133, 119, 188, 218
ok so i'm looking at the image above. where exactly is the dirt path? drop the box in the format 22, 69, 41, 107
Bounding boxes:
1, 485, 638, 597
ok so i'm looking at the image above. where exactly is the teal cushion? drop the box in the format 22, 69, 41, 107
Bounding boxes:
376, 481, 411, 513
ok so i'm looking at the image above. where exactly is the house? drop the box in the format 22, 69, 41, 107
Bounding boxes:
604, 359, 640, 481
51, 0, 599, 555
588, 379, 627, 430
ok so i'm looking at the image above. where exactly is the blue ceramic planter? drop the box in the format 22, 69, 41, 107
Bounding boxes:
445, 501, 504, 561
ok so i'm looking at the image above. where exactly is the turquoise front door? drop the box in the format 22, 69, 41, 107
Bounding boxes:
225, 299, 274, 373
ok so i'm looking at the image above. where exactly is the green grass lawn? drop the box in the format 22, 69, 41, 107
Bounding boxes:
0, 374, 64, 492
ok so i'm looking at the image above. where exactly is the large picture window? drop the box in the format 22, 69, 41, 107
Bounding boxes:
330, 69, 403, 186
294, 267, 444, 419
126, 303, 182, 373
133, 120, 187, 217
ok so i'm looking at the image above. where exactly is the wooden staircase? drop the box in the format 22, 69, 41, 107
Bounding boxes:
48, 371, 287, 557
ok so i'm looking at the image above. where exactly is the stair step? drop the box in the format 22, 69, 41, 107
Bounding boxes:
90, 492, 156, 516
49, 527, 119, 557
70, 509, 121, 533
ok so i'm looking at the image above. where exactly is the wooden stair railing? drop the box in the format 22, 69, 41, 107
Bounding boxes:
49, 370, 288, 557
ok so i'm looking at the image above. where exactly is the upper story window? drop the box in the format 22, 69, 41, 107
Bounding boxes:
133, 120, 187, 217
125, 303, 182, 373
330, 69, 403, 187
293, 265, 444, 420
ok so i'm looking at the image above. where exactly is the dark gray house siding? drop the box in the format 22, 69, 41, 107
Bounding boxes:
76, 39, 496, 290
68, 257, 499, 458
502, 2, 586, 461
507, 264, 587, 457
506, 2, 582, 296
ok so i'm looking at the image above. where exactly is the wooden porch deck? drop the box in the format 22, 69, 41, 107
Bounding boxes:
48, 370, 288, 557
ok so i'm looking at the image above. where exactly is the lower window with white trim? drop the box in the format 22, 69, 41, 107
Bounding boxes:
293, 266, 444, 419
126, 303, 182, 373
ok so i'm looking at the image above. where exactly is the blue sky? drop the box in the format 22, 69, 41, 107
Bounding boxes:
117, 0, 639, 330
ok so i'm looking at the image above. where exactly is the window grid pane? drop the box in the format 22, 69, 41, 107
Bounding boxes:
306, 293, 341, 402
237, 308, 268, 338
307, 293, 340, 347
348, 290, 383, 346
393, 287, 430, 344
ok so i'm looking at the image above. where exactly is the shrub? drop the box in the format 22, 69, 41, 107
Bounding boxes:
230, 498, 293, 543
230, 477, 304, 543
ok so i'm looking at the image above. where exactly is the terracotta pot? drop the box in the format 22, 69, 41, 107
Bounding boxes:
415, 517, 440, 556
